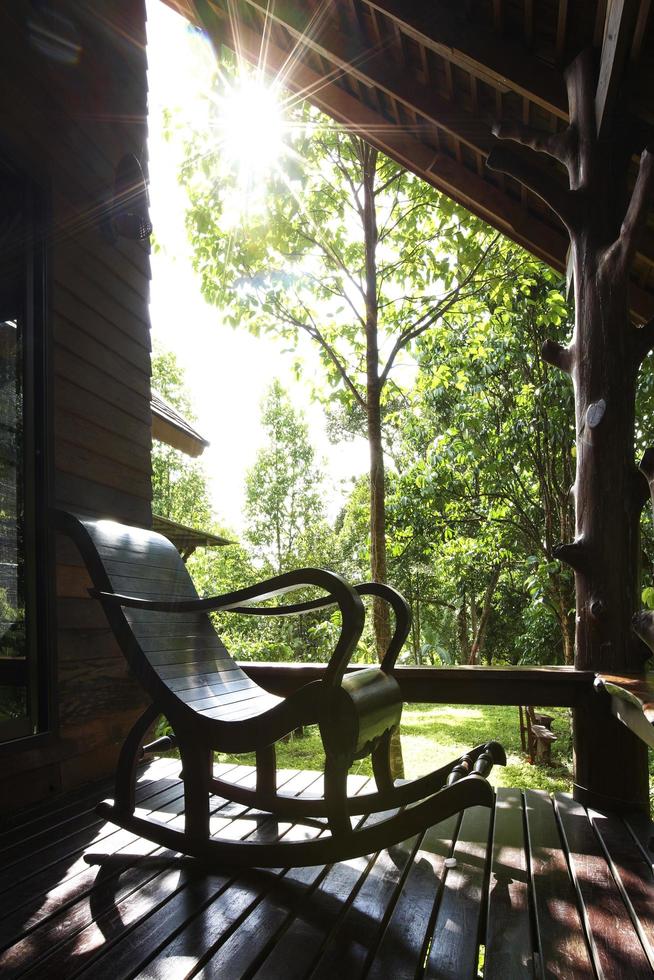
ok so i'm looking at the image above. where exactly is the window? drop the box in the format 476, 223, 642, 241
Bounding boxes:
0, 160, 50, 742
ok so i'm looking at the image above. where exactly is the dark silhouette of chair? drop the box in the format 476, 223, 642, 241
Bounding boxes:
56, 510, 505, 868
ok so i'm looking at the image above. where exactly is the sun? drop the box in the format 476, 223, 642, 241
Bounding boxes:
218, 75, 286, 182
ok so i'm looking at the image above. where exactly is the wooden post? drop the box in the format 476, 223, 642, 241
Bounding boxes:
487, 48, 654, 812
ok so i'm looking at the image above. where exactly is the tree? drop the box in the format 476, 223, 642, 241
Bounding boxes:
382, 254, 577, 664
180, 72, 517, 662
244, 380, 327, 575
151, 347, 213, 530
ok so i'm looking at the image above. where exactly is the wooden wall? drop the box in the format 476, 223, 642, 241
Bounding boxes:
0, 0, 154, 812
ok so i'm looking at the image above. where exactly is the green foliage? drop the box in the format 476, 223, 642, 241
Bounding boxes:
377, 259, 577, 665
151, 346, 214, 530
244, 380, 330, 574
170, 60, 615, 666
181, 76, 515, 425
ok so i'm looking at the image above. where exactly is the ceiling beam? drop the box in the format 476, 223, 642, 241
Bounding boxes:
196, 0, 569, 272
172, 0, 653, 321
362, 0, 569, 120
595, 0, 641, 135
238, 0, 496, 156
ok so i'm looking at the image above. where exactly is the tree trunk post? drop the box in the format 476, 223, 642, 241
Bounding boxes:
488, 49, 654, 812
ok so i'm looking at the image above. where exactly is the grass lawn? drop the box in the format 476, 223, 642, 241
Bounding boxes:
215, 703, 575, 795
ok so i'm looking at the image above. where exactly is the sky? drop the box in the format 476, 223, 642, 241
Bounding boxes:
145, 0, 368, 533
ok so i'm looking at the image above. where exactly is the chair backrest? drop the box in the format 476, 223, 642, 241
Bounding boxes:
55, 511, 263, 721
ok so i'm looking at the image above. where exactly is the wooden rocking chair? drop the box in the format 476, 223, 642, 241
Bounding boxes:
56, 511, 505, 868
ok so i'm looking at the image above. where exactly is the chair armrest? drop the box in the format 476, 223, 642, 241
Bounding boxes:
353, 583, 411, 673
91, 567, 365, 686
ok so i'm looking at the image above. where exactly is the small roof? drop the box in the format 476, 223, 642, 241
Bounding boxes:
151, 390, 210, 458
152, 513, 232, 559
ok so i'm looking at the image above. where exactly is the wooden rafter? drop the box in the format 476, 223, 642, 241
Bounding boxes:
236, 0, 495, 156
197, 2, 569, 272
165, 0, 654, 320
362, 0, 569, 118
595, 0, 641, 135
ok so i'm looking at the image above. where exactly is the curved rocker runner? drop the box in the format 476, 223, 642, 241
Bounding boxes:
56, 511, 506, 869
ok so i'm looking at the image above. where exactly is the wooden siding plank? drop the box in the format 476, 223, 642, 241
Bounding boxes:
55, 472, 151, 526
54, 315, 150, 395
53, 266, 151, 351
55, 283, 151, 371
55, 379, 152, 450
54, 416, 152, 483
56, 438, 151, 499
54, 348, 151, 425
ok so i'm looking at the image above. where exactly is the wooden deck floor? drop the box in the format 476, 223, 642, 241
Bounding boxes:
2, 758, 654, 979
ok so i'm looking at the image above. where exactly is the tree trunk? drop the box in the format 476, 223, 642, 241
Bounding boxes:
469, 566, 501, 665
361, 140, 403, 777
457, 590, 471, 663
555, 588, 575, 666
489, 49, 653, 811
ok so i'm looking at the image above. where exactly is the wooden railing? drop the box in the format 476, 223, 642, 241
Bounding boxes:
239, 662, 596, 707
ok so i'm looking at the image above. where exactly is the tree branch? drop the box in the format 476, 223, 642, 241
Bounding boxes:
379, 234, 502, 384
542, 339, 574, 373
490, 120, 575, 169
486, 145, 580, 233
553, 539, 589, 573
614, 147, 654, 273
374, 168, 404, 199
265, 291, 368, 412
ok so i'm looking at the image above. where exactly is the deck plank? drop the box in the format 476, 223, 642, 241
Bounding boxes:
366, 813, 461, 980
484, 787, 534, 977
308, 832, 419, 979
231, 778, 382, 980
590, 808, 654, 971
555, 793, 653, 978
78, 771, 325, 980
130, 770, 330, 980
1, 765, 251, 979
524, 789, 594, 978
2, 762, 654, 980
424, 804, 492, 979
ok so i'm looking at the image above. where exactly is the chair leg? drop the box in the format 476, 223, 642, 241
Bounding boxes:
114, 703, 160, 816
256, 743, 277, 806
371, 729, 395, 793
324, 754, 351, 837
179, 740, 213, 841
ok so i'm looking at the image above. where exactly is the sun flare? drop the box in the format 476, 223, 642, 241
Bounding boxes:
218, 76, 285, 181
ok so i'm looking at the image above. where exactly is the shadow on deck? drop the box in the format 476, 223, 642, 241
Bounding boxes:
1, 758, 654, 978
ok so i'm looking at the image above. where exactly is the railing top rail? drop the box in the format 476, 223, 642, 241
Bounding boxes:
238, 662, 597, 707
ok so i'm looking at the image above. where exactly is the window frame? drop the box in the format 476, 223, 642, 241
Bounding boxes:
0, 157, 54, 748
